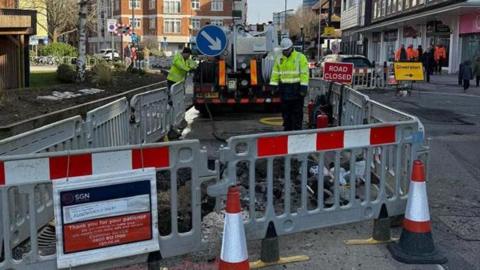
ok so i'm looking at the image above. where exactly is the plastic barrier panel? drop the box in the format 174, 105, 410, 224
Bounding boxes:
210, 122, 421, 240
170, 81, 186, 129
0, 141, 216, 270
86, 98, 130, 148
130, 87, 170, 144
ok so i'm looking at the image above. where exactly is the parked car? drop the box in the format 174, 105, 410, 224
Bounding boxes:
95, 49, 120, 61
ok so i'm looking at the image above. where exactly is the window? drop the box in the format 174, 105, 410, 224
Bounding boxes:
149, 18, 156, 29
192, 0, 200, 10
211, 0, 223, 11
210, 19, 223, 26
149, 0, 156, 9
129, 0, 141, 9
190, 18, 201, 30
129, 18, 141, 28
164, 18, 181, 33
164, 0, 181, 14
115, 0, 120, 10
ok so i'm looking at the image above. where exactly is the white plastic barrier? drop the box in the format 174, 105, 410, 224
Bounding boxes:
86, 98, 130, 148
170, 81, 186, 129
130, 87, 170, 144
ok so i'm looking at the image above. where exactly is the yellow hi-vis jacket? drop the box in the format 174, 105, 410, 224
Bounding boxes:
270, 50, 309, 87
167, 53, 197, 83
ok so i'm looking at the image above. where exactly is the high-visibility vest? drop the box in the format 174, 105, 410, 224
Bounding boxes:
407, 48, 417, 61
270, 50, 309, 86
167, 53, 196, 83
434, 47, 447, 61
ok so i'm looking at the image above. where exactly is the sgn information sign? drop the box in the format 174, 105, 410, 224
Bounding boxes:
53, 169, 159, 269
323, 62, 354, 85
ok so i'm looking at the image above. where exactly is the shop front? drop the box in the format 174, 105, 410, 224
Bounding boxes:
460, 12, 480, 62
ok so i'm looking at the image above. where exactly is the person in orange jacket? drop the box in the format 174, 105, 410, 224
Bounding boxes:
434, 44, 447, 74
406, 45, 418, 61
395, 45, 407, 62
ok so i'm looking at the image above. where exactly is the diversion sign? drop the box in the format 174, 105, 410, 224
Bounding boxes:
53, 169, 159, 269
394, 62, 425, 81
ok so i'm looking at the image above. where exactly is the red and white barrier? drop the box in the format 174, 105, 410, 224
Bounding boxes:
0, 146, 169, 186
219, 186, 249, 270
257, 126, 396, 157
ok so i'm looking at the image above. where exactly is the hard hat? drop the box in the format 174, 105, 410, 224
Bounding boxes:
280, 38, 293, 50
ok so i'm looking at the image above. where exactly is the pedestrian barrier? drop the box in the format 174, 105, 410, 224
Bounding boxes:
130, 87, 171, 144
170, 81, 187, 129
0, 77, 429, 269
0, 141, 216, 270
86, 97, 130, 148
208, 78, 425, 242
0, 116, 85, 156
0, 82, 186, 269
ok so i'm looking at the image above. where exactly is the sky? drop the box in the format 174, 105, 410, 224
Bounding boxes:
247, 0, 303, 24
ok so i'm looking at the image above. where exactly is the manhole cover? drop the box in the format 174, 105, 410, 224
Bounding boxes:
438, 216, 480, 240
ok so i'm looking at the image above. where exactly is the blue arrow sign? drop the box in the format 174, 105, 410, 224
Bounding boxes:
196, 25, 228, 57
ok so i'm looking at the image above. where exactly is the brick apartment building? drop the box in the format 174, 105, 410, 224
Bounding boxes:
0, 0, 36, 89
90, 0, 247, 54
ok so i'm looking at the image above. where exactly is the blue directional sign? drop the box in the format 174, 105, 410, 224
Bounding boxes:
196, 25, 228, 57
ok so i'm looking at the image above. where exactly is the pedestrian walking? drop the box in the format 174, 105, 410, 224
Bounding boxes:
124, 44, 132, 67
474, 57, 480, 87
462, 60, 473, 92
422, 46, 434, 83
270, 38, 309, 131
395, 45, 408, 62
417, 45, 423, 62
458, 62, 465, 86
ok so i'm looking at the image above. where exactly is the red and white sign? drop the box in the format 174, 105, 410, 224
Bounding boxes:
323, 62, 354, 85
53, 169, 159, 268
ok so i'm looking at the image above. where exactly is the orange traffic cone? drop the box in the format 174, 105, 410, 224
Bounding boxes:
387, 160, 447, 264
218, 186, 249, 270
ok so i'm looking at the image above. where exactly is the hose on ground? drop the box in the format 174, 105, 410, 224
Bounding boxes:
204, 102, 228, 143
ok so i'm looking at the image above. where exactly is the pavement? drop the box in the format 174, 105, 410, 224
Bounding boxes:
122, 74, 480, 270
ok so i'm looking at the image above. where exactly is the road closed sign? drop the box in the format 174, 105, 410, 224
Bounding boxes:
323, 62, 354, 85
394, 62, 425, 81
53, 169, 159, 269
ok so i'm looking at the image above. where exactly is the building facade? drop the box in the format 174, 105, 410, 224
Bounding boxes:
18, 0, 48, 45
312, 0, 342, 56
0, 0, 36, 89
343, 0, 480, 73
91, 0, 247, 54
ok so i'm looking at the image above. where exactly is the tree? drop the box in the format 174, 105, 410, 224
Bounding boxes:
21, 0, 96, 43
76, 0, 89, 82
286, 8, 318, 43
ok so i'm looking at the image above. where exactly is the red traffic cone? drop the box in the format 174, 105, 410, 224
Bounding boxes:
218, 186, 249, 270
387, 160, 447, 264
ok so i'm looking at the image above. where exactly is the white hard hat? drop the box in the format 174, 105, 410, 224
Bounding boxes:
280, 38, 293, 50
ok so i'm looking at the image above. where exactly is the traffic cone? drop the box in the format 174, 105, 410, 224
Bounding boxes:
218, 186, 249, 270
387, 160, 447, 264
